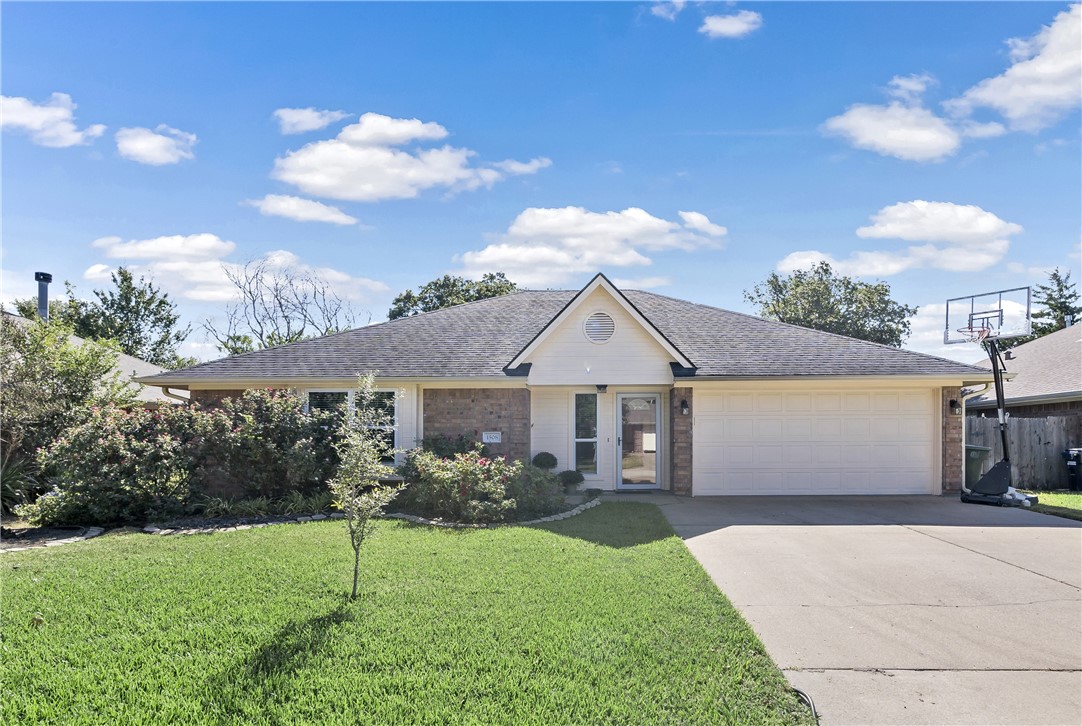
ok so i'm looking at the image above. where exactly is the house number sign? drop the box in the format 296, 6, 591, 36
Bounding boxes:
482, 431, 502, 443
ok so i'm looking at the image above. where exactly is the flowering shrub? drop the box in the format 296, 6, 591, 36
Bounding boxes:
399, 447, 564, 523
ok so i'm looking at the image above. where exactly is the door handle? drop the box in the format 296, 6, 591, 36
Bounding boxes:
617, 437, 622, 446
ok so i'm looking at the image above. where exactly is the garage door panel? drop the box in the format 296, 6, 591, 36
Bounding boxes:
693, 387, 936, 496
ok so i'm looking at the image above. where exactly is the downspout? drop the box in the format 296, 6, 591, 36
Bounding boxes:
959, 383, 993, 493
159, 386, 190, 404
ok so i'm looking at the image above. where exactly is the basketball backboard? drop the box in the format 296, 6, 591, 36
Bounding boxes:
944, 286, 1031, 345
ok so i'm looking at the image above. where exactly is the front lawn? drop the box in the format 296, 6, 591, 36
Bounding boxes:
1, 503, 809, 725
1023, 490, 1082, 522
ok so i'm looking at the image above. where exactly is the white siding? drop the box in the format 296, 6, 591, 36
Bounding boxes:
693, 385, 937, 495
525, 288, 674, 386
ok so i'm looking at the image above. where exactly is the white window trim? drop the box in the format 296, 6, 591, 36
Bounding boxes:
305, 388, 400, 465
571, 391, 601, 480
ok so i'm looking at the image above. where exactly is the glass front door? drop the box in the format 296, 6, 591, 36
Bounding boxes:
617, 394, 660, 489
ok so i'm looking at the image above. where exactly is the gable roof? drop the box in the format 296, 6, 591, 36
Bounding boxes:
138, 282, 989, 387
968, 324, 1082, 408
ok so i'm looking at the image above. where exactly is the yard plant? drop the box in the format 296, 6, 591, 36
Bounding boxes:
1, 503, 811, 725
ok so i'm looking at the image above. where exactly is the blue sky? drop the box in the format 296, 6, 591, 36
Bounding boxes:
2, 1, 1079, 363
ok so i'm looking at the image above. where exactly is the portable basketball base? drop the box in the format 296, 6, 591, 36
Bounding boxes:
945, 288, 1037, 508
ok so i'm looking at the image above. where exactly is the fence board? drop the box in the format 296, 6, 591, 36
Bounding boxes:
966, 414, 1082, 490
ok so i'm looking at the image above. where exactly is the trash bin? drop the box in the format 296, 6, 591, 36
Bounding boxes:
965, 445, 993, 489
1062, 448, 1082, 491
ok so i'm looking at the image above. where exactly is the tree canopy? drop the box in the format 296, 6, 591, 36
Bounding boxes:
744, 261, 918, 348
1030, 268, 1081, 337
14, 268, 192, 368
388, 273, 517, 320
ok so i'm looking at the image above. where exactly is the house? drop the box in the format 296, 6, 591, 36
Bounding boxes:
2, 311, 188, 406
967, 324, 1082, 417
138, 274, 992, 496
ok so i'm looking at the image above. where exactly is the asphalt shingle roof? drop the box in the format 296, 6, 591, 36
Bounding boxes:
140, 289, 987, 384
969, 324, 1082, 406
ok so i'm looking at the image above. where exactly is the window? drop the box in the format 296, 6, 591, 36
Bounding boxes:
307, 389, 398, 464
574, 393, 598, 475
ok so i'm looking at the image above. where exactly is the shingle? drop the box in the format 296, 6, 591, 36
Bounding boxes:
968, 324, 1082, 406
140, 289, 987, 383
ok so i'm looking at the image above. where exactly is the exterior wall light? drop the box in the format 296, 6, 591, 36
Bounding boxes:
949, 399, 962, 416
596, 385, 607, 393
680, 399, 690, 416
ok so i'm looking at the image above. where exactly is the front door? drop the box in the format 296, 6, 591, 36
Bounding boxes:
617, 394, 660, 489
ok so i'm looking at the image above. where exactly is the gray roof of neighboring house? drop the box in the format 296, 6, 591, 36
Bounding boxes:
968, 324, 1082, 408
137, 287, 987, 385
3, 312, 188, 404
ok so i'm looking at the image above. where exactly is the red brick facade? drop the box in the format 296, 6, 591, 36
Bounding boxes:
941, 386, 964, 492
422, 388, 531, 462
670, 387, 693, 495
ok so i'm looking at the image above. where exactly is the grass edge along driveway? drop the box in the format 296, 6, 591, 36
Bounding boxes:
1, 502, 811, 725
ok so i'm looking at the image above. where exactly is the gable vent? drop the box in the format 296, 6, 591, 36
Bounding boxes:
584, 311, 615, 343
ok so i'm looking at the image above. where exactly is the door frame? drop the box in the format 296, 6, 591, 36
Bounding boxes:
616, 392, 662, 490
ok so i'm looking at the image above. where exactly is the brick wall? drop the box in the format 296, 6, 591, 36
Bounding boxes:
189, 389, 248, 406
941, 386, 963, 492
422, 388, 530, 461
670, 387, 693, 495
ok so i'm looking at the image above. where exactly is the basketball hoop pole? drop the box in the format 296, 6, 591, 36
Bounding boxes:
983, 337, 1011, 473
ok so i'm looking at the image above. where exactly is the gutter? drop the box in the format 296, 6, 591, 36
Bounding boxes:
158, 386, 190, 404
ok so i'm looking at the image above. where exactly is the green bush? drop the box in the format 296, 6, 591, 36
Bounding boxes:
419, 433, 485, 458
557, 469, 585, 492
531, 451, 558, 470
507, 466, 565, 519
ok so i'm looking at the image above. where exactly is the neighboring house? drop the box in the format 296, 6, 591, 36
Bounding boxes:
138, 274, 991, 496
967, 324, 1082, 417
2, 311, 187, 406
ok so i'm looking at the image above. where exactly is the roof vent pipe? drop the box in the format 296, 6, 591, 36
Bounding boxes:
34, 272, 53, 323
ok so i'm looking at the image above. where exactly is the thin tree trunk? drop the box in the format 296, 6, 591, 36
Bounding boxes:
351, 547, 361, 599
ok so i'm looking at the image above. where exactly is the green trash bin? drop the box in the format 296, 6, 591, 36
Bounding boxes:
965, 445, 992, 489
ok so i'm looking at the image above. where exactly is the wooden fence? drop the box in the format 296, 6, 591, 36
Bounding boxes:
966, 414, 1082, 490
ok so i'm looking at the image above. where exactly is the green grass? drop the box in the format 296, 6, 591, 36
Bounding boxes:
1, 503, 809, 725
1022, 490, 1082, 522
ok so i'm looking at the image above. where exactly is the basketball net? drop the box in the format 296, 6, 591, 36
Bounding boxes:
957, 325, 992, 344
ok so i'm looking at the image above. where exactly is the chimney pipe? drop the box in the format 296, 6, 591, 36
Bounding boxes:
34, 272, 53, 322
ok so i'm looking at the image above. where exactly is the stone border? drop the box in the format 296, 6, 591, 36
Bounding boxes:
3, 499, 604, 550
1, 527, 105, 553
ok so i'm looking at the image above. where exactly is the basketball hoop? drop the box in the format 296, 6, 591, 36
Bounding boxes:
957, 325, 992, 344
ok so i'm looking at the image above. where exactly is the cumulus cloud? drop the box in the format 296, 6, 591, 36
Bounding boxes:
457, 206, 726, 287
609, 276, 672, 289
87, 233, 387, 303
699, 10, 763, 39
777, 200, 1023, 277
115, 125, 197, 165
244, 194, 358, 226
650, 0, 686, 21
273, 107, 350, 134
271, 112, 550, 202
945, 4, 1081, 132
904, 303, 988, 364
0, 92, 105, 147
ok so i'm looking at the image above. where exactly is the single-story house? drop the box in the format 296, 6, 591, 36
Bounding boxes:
138, 274, 993, 496
968, 323, 1082, 417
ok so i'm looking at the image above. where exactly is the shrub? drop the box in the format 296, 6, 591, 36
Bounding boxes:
18, 405, 196, 525
531, 451, 558, 470
419, 433, 485, 458
507, 466, 565, 519
557, 469, 585, 493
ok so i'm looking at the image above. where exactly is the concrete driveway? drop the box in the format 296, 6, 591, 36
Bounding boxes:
636, 494, 1082, 725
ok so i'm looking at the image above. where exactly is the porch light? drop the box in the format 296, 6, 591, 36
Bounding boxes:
596, 385, 607, 393
949, 399, 962, 416
680, 399, 689, 416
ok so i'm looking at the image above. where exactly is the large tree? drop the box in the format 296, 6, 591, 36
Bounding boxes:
744, 261, 918, 347
204, 258, 360, 355
1030, 268, 1081, 338
14, 268, 192, 368
388, 273, 517, 320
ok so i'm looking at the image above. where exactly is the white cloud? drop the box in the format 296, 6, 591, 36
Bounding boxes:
83, 263, 114, 281
904, 303, 988, 364
651, 1, 686, 21
0, 92, 105, 148
244, 194, 358, 226
115, 125, 197, 165
945, 4, 1081, 132
273, 107, 350, 134
699, 10, 763, 39
87, 233, 388, 304
822, 101, 961, 162
960, 120, 1007, 139
457, 206, 726, 287
887, 73, 936, 103
778, 200, 1023, 277
609, 276, 672, 289
271, 112, 550, 202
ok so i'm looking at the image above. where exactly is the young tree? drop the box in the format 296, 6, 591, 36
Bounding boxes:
388, 272, 517, 320
13, 269, 193, 369
744, 261, 918, 347
1030, 268, 1081, 337
327, 374, 405, 600
204, 259, 360, 355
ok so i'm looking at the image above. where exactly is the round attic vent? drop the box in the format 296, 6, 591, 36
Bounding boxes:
584, 311, 615, 343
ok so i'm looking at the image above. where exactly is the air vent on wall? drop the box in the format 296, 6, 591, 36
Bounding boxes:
584, 311, 615, 343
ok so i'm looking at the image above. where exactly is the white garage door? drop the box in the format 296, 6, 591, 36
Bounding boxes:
693, 389, 936, 495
